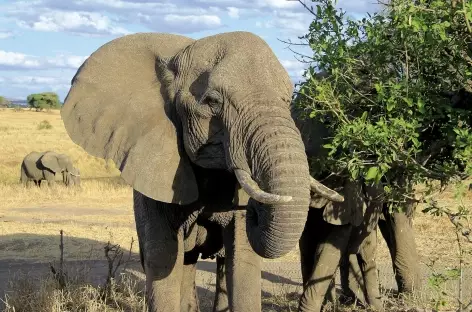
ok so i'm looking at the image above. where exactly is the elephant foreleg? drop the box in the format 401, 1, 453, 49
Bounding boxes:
44, 171, 55, 187
180, 258, 200, 312
340, 253, 365, 305
223, 210, 261, 312
133, 191, 185, 312
298, 222, 352, 312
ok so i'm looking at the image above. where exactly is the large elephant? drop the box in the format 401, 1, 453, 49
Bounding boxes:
20, 151, 81, 187
60, 31, 344, 312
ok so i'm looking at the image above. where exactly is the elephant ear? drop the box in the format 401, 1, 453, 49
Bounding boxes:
56, 154, 74, 172
61, 33, 198, 205
40, 152, 62, 173
322, 180, 366, 226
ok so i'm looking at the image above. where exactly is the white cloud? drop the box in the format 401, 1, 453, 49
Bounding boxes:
0, 31, 14, 39
7, 76, 67, 85
0, 51, 42, 69
3, 0, 381, 37
163, 14, 222, 29
0, 50, 87, 70
261, 10, 311, 36
227, 7, 240, 19
281, 59, 309, 83
17, 10, 130, 36
0, 75, 71, 93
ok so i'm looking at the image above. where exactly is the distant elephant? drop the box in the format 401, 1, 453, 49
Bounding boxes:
60, 31, 344, 312
20, 151, 81, 187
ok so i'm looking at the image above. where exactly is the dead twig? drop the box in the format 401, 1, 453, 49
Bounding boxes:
49, 229, 66, 289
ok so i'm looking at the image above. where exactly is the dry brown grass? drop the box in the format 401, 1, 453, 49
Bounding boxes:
2, 270, 146, 312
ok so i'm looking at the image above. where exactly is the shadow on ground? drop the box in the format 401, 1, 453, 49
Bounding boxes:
0, 233, 304, 311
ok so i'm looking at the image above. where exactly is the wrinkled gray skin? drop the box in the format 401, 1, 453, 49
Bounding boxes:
60, 32, 344, 312
20, 151, 81, 187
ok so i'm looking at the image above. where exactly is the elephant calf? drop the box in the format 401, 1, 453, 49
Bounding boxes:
20, 151, 81, 187
298, 180, 385, 312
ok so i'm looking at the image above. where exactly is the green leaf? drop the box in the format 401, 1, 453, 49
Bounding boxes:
417, 98, 425, 114
365, 166, 379, 181
411, 137, 420, 148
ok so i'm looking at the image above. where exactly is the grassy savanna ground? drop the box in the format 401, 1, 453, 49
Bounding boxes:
0, 108, 471, 311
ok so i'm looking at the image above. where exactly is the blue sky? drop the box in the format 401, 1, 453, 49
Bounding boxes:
0, 0, 380, 100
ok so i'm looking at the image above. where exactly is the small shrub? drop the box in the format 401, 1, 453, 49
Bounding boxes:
12, 106, 22, 112
37, 120, 52, 130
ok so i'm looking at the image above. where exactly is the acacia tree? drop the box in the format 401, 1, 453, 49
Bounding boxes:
291, 0, 472, 308
27, 92, 61, 111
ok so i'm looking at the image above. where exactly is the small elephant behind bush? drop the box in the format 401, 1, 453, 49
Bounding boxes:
20, 151, 81, 187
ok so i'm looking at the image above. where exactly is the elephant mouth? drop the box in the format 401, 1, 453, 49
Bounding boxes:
195, 142, 226, 169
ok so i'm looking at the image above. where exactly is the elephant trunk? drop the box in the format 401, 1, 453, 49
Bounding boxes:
234, 113, 312, 259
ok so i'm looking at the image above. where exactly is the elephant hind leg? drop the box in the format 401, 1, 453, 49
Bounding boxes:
213, 256, 229, 312
358, 230, 383, 311
379, 210, 421, 295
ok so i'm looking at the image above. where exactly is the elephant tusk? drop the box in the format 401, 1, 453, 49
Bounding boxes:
69, 172, 80, 177
310, 177, 344, 202
234, 169, 293, 204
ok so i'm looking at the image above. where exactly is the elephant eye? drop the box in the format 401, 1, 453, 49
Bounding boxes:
203, 90, 223, 106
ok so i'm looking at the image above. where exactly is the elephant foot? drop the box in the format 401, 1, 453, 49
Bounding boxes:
338, 290, 384, 312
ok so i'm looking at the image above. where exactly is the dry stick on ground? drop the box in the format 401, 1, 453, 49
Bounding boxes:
49, 229, 66, 289
103, 238, 135, 294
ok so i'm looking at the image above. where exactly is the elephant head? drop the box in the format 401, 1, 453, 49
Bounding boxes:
61, 31, 343, 258
40, 151, 81, 186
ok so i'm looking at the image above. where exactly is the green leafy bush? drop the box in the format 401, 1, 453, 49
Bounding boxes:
292, 0, 472, 208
